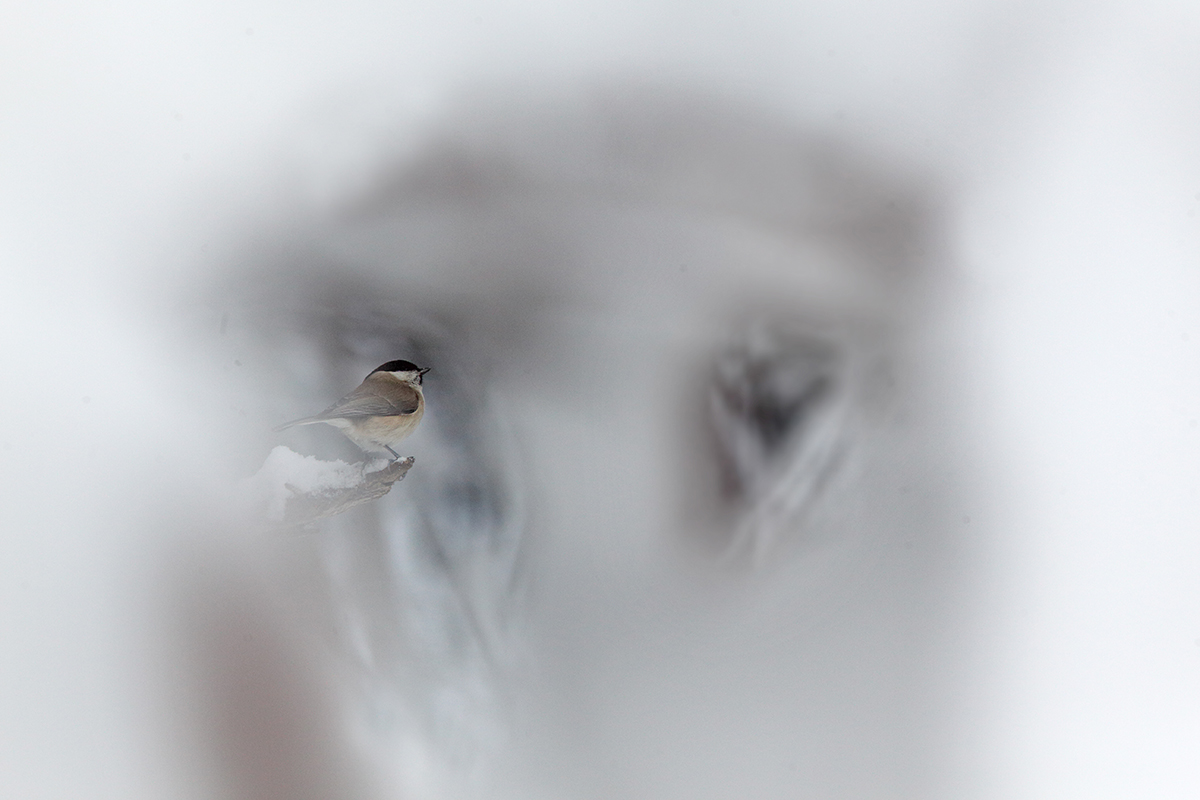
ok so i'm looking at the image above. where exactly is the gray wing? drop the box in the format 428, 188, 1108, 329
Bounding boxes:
318, 382, 420, 419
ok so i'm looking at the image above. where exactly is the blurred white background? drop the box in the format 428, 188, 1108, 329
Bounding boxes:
3, 0, 1200, 798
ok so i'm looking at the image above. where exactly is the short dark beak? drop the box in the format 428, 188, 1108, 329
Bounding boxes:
418, 367, 431, 376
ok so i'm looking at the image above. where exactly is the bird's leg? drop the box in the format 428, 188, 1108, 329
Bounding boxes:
385, 445, 401, 461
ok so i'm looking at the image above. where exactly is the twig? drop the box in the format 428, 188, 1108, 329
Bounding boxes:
277, 457, 414, 528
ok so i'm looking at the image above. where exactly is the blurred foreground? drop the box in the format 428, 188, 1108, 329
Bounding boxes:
3, 4, 1200, 799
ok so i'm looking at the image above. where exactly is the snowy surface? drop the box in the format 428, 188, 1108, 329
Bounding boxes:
239, 446, 382, 523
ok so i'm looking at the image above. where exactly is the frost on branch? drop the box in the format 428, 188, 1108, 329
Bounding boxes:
241, 446, 413, 528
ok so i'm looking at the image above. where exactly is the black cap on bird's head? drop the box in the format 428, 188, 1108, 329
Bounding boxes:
370, 359, 430, 384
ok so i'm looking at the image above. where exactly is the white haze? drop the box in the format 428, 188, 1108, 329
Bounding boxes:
3, 2, 1200, 799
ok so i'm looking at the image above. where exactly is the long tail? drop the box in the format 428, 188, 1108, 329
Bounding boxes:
273, 416, 328, 433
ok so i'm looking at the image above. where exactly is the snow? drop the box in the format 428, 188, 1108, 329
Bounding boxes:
239, 446, 381, 523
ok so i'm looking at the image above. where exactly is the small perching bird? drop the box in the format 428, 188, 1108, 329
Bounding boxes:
275, 360, 428, 459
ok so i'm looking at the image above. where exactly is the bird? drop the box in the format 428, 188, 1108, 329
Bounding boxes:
275, 360, 429, 459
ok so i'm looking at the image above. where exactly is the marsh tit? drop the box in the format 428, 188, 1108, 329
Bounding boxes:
275, 360, 428, 459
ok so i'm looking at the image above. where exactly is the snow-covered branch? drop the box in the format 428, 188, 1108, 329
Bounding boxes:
241, 446, 414, 528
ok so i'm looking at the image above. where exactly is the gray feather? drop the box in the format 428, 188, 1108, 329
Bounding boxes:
275, 379, 419, 432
